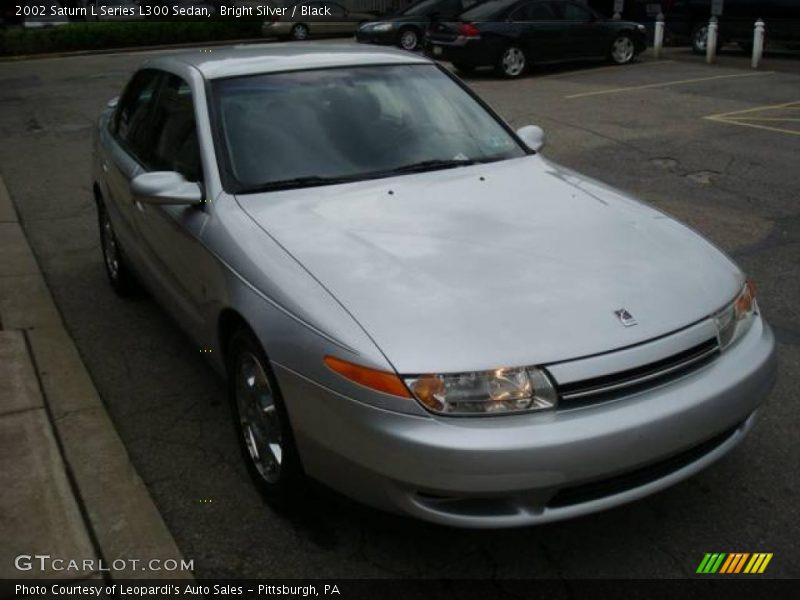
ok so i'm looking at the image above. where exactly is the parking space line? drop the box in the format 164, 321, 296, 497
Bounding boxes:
564, 71, 773, 99
703, 100, 800, 137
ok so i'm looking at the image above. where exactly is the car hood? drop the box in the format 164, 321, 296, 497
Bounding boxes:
236, 155, 741, 374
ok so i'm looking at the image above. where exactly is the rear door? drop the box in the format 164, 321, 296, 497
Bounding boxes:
511, 1, 565, 62
555, 0, 609, 58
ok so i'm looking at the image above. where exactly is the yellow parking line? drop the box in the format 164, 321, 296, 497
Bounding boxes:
725, 117, 800, 122
705, 100, 800, 120
704, 115, 800, 136
565, 71, 773, 99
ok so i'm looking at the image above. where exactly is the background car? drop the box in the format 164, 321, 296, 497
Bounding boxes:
262, 1, 375, 40
427, 0, 646, 77
356, 0, 483, 51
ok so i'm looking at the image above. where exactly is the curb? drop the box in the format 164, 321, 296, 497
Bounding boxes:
0, 36, 269, 62
0, 175, 192, 581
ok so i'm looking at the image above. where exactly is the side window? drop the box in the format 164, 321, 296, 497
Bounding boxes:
513, 1, 558, 20
138, 74, 203, 183
113, 69, 160, 146
558, 1, 593, 21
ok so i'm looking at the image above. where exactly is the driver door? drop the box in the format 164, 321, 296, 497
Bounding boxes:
129, 73, 210, 335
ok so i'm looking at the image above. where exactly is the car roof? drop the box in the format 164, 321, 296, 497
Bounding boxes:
146, 43, 432, 80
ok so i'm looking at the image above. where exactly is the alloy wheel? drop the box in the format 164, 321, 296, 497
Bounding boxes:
501, 47, 526, 77
101, 212, 120, 281
235, 351, 284, 484
693, 25, 709, 52
292, 24, 308, 41
400, 30, 418, 51
612, 36, 635, 64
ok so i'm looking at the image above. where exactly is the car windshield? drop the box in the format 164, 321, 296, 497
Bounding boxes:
212, 64, 526, 193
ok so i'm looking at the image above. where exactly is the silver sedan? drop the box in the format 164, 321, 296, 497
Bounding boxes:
92, 43, 776, 528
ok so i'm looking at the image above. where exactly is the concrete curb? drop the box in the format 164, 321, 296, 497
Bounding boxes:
0, 174, 192, 581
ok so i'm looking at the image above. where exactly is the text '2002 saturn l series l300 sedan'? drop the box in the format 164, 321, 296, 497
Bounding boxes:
92, 43, 777, 528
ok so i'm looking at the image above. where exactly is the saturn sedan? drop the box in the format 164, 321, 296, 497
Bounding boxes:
92, 43, 776, 528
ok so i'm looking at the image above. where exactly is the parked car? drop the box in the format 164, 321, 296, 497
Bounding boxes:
93, 43, 776, 528
427, 0, 646, 77
356, 0, 483, 50
262, 1, 375, 40
661, 0, 800, 54
17, 0, 72, 28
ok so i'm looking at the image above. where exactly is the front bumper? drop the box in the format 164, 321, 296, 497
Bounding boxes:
275, 316, 776, 528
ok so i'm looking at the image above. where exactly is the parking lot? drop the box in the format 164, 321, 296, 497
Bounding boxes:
0, 42, 798, 579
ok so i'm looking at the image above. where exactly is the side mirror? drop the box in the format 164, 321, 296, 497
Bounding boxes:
131, 171, 203, 206
516, 125, 545, 152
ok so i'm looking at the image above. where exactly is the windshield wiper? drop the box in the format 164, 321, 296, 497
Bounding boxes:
382, 158, 480, 175
237, 175, 358, 194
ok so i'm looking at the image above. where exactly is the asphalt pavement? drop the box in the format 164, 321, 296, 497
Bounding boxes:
0, 42, 798, 579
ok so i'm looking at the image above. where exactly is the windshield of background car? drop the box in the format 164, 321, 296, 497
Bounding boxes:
211, 64, 527, 193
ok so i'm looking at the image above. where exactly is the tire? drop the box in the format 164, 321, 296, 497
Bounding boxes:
452, 62, 476, 74
495, 45, 527, 78
98, 202, 138, 296
226, 327, 304, 505
398, 27, 419, 51
291, 23, 309, 41
691, 24, 721, 54
609, 33, 636, 65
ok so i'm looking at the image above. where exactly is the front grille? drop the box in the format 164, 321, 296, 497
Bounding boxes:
556, 337, 720, 409
547, 423, 740, 509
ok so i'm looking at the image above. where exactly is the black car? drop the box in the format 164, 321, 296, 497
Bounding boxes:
426, 0, 646, 77
356, 0, 483, 50
658, 0, 800, 54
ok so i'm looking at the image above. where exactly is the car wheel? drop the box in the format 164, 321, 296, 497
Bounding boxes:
398, 28, 419, 51
609, 34, 636, 65
452, 62, 476, 74
691, 24, 720, 54
495, 46, 527, 78
98, 203, 138, 296
291, 23, 309, 41
227, 327, 303, 504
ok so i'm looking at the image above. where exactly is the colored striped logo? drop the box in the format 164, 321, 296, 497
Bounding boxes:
696, 553, 773, 574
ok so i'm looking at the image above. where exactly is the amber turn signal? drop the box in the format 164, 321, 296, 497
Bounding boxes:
324, 356, 412, 398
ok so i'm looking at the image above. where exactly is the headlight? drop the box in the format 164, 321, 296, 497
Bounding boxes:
366, 23, 394, 32
715, 280, 757, 351
405, 366, 557, 415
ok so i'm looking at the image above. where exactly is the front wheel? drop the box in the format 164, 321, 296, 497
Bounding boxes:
398, 28, 419, 51
227, 328, 303, 504
291, 23, 309, 41
609, 34, 636, 64
691, 24, 721, 54
495, 46, 527, 78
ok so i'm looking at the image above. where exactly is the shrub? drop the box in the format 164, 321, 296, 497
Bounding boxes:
0, 20, 264, 57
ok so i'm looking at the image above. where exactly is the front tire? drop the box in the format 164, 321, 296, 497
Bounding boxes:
98, 203, 138, 296
495, 45, 527, 78
398, 27, 419, 51
227, 328, 303, 504
609, 33, 636, 65
691, 24, 721, 54
291, 23, 309, 41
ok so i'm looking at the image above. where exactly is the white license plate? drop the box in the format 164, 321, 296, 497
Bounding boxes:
433, 46, 443, 56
